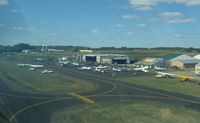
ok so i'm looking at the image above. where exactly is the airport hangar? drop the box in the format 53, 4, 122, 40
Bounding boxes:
82, 54, 130, 64
170, 54, 200, 69
134, 58, 170, 68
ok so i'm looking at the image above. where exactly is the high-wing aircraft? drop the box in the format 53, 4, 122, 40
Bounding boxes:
134, 66, 149, 72
154, 66, 166, 71
156, 72, 175, 78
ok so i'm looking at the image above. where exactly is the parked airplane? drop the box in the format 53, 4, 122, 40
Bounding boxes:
112, 68, 121, 72
18, 64, 43, 68
156, 72, 175, 78
154, 66, 166, 71
29, 67, 35, 71
17, 64, 31, 67
96, 65, 108, 69
93, 67, 104, 73
41, 69, 53, 74
134, 66, 149, 72
79, 66, 92, 70
30, 65, 44, 68
71, 62, 79, 66
177, 75, 195, 81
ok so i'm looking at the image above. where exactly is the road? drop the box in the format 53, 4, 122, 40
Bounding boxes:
0, 65, 200, 123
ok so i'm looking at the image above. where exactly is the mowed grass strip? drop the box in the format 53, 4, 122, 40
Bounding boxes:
51, 101, 200, 123
120, 76, 200, 97
0, 60, 95, 93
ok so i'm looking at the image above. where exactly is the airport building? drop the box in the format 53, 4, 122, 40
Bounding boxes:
170, 54, 200, 69
134, 58, 169, 68
194, 54, 200, 60
82, 54, 130, 64
79, 50, 93, 53
195, 63, 200, 75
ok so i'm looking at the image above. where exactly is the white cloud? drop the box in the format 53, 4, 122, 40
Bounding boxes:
125, 32, 134, 36
10, 9, 19, 14
129, 0, 200, 10
91, 29, 100, 35
166, 0, 200, 6
159, 11, 196, 23
48, 32, 59, 36
129, 0, 159, 10
136, 24, 146, 28
0, 23, 4, 27
122, 15, 139, 19
167, 18, 195, 23
159, 11, 183, 18
114, 24, 126, 28
27, 27, 37, 32
0, 0, 8, 6
12, 27, 26, 31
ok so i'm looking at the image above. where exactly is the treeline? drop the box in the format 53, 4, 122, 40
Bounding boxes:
0, 43, 33, 53
0, 43, 200, 53
0, 43, 91, 53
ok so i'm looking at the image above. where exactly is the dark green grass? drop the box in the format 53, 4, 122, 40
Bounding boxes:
120, 76, 200, 97
51, 101, 200, 123
0, 57, 95, 93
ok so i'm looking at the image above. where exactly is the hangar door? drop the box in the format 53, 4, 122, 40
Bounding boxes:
85, 56, 97, 63
112, 59, 127, 64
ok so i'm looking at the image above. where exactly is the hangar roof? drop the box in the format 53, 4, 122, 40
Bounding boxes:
135, 58, 164, 65
170, 54, 197, 61
170, 54, 200, 64
194, 55, 200, 60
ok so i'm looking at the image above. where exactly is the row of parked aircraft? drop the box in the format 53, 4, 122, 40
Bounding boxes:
18, 63, 53, 74
133, 66, 195, 81
134, 66, 149, 73
18, 64, 44, 68
134, 66, 167, 73
78, 65, 122, 73
156, 72, 196, 81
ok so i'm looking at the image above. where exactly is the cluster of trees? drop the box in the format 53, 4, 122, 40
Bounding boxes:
0, 43, 33, 53
0, 43, 200, 53
0, 43, 91, 53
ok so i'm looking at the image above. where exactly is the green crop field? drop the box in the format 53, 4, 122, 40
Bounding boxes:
51, 101, 200, 123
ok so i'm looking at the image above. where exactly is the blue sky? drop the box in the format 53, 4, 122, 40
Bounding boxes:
0, 0, 200, 48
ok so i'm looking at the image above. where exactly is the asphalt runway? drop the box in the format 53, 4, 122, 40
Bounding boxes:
0, 65, 200, 123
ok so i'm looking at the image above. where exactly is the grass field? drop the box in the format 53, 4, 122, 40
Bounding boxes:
0, 56, 95, 93
120, 76, 200, 97
51, 101, 200, 123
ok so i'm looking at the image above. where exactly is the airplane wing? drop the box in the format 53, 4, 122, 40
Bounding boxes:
177, 76, 196, 81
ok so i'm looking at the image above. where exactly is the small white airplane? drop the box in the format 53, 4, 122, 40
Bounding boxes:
41, 69, 53, 74
112, 68, 121, 72
71, 62, 79, 66
134, 66, 149, 72
30, 65, 44, 68
17, 64, 31, 67
154, 66, 166, 71
29, 67, 35, 71
18, 64, 43, 68
96, 65, 108, 69
93, 68, 104, 73
79, 66, 92, 70
156, 72, 175, 78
